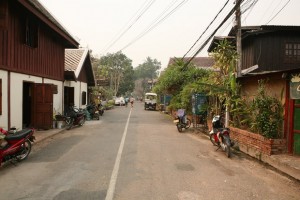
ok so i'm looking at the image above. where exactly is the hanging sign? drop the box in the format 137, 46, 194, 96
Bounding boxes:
290, 74, 300, 99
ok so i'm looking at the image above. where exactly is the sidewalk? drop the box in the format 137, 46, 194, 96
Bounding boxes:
34, 128, 65, 144
193, 129, 300, 181
33, 127, 300, 182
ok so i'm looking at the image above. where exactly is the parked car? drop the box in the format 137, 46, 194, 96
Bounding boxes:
115, 97, 125, 106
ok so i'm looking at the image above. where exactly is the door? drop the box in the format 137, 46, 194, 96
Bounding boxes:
23, 82, 33, 128
64, 86, 74, 110
293, 99, 300, 155
33, 83, 53, 129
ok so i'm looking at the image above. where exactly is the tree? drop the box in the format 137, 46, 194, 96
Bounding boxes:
99, 51, 132, 96
153, 58, 210, 112
118, 65, 135, 96
134, 57, 161, 93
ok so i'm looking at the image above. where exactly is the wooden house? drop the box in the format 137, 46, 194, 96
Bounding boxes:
64, 48, 95, 110
208, 25, 300, 155
0, 0, 79, 130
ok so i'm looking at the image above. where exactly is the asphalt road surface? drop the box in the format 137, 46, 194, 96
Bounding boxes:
0, 102, 300, 200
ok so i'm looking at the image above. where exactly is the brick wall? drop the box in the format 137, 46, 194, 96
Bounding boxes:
230, 126, 286, 156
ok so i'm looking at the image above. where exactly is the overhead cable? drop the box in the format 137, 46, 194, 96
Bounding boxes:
183, 0, 244, 68
183, 0, 231, 58
266, 0, 291, 24
102, 0, 156, 53
120, 0, 189, 51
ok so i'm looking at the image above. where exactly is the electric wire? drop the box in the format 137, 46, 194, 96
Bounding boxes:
182, 0, 231, 58
119, 0, 189, 51
184, 0, 255, 58
266, 0, 285, 23
257, 0, 277, 24
102, 0, 156, 53
266, 0, 291, 24
183, 0, 244, 68
242, 0, 258, 24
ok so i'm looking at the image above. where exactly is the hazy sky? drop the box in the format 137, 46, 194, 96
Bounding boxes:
39, 0, 300, 69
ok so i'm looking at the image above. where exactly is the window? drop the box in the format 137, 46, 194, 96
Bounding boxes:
24, 17, 38, 48
285, 42, 300, 63
0, 79, 2, 115
82, 91, 86, 105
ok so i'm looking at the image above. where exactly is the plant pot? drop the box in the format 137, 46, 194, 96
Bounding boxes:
53, 121, 57, 129
57, 121, 65, 129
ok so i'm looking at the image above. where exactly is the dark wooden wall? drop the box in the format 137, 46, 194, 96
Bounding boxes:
242, 32, 300, 72
0, 1, 70, 81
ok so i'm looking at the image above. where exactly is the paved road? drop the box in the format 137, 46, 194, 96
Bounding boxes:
0, 102, 300, 200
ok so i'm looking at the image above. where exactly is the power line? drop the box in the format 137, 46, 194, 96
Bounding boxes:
183, 0, 244, 68
119, 0, 189, 51
102, 0, 156, 53
242, 0, 258, 24
183, 0, 231, 58
266, 0, 291, 24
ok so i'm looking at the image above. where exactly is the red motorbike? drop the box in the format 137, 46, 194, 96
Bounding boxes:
209, 115, 234, 158
0, 127, 35, 166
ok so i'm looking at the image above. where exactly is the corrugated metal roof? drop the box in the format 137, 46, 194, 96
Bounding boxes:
167, 57, 214, 68
229, 25, 300, 36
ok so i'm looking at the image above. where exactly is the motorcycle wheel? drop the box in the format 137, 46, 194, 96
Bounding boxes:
66, 118, 74, 130
79, 116, 86, 126
209, 134, 218, 146
224, 137, 231, 158
16, 140, 31, 161
177, 124, 183, 132
185, 119, 191, 129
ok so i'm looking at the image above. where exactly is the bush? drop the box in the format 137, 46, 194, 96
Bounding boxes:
249, 80, 284, 139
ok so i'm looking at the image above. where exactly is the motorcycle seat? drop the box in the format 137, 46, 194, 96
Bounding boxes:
5, 129, 32, 141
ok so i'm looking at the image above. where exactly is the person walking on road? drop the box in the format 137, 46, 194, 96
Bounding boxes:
130, 96, 134, 108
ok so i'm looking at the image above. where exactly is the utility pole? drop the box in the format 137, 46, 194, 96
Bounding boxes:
236, 0, 242, 77
225, 0, 242, 127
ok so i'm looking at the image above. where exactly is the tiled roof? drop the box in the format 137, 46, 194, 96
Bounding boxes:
65, 49, 87, 73
167, 57, 214, 68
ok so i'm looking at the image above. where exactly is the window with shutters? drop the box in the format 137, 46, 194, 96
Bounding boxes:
24, 17, 38, 48
285, 42, 300, 63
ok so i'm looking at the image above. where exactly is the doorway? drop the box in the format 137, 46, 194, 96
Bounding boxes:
64, 86, 74, 113
23, 82, 33, 128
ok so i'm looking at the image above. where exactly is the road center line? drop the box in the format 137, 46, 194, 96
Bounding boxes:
105, 108, 132, 200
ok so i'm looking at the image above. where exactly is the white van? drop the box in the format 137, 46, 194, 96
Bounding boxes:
144, 93, 157, 110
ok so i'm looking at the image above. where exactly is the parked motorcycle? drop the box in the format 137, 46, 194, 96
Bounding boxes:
86, 104, 100, 120
0, 127, 35, 166
97, 103, 104, 116
65, 106, 86, 130
209, 115, 234, 158
173, 109, 191, 132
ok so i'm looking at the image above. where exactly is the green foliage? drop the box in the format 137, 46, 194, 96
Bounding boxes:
118, 65, 135, 96
134, 57, 161, 94
249, 80, 284, 139
153, 58, 210, 113
99, 51, 133, 96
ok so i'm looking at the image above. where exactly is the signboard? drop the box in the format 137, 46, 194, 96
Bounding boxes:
290, 74, 300, 99
192, 94, 207, 115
